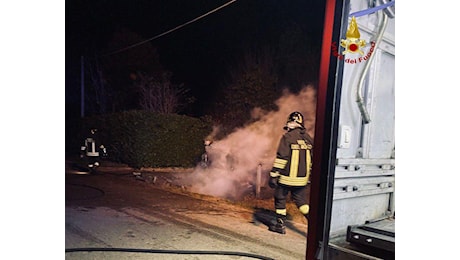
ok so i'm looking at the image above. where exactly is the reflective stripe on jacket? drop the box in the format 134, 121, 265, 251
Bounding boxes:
270, 128, 313, 186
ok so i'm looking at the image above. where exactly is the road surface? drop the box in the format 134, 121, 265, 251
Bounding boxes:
65, 160, 309, 259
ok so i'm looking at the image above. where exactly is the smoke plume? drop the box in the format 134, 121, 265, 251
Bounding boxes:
184, 85, 317, 200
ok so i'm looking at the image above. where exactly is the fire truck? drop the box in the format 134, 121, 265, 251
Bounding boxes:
306, 0, 395, 259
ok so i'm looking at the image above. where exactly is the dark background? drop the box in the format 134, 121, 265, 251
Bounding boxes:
66, 0, 326, 120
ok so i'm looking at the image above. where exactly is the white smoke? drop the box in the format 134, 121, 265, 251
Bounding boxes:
184, 85, 317, 200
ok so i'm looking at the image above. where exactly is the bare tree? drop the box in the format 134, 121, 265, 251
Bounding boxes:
101, 28, 164, 112
133, 71, 193, 114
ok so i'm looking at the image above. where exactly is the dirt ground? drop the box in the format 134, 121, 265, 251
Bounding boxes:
67, 157, 315, 259
65, 157, 309, 225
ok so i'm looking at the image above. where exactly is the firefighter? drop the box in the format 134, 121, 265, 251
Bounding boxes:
80, 128, 107, 171
268, 111, 313, 234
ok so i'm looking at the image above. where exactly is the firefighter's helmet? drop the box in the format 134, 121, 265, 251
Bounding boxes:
284, 111, 304, 129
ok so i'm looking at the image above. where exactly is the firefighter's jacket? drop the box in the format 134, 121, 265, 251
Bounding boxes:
270, 127, 313, 186
81, 132, 107, 158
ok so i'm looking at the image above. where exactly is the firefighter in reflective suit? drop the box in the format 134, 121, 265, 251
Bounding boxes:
80, 128, 107, 170
268, 111, 313, 234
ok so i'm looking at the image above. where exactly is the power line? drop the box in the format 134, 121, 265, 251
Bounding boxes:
101, 0, 238, 57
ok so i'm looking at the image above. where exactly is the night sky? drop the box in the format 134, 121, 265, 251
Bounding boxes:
66, 0, 326, 117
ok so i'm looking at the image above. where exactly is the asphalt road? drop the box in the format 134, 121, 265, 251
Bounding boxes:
65, 161, 309, 260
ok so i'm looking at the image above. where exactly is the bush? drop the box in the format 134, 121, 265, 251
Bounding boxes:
65, 111, 213, 168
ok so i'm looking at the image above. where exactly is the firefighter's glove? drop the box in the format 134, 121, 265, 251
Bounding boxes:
269, 177, 279, 189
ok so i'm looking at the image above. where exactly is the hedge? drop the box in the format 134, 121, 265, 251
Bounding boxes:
66, 110, 213, 168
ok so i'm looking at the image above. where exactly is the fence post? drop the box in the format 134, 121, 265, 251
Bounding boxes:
256, 163, 262, 198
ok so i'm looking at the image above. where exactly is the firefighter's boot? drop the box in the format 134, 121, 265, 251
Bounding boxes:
269, 216, 286, 234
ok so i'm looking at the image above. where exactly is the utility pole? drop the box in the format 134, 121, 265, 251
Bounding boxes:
80, 55, 85, 118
